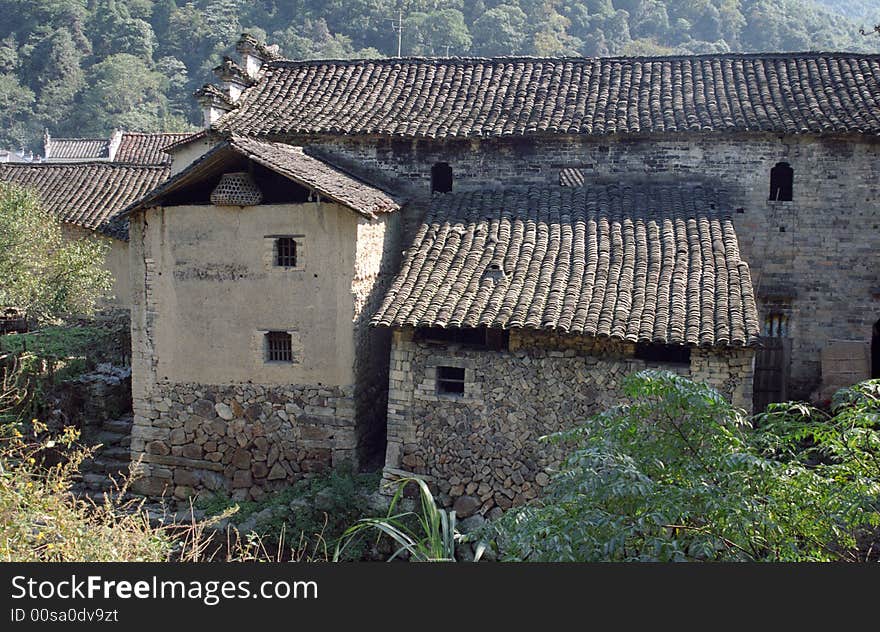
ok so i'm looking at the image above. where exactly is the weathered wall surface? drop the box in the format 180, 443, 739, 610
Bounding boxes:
62, 224, 129, 308
128, 200, 391, 498
168, 136, 216, 176
142, 202, 358, 386
383, 328, 754, 514
352, 213, 400, 464
306, 133, 880, 401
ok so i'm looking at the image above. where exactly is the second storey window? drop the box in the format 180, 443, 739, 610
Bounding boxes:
265, 331, 293, 362
275, 237, 298, 267
769, 162, 793, 201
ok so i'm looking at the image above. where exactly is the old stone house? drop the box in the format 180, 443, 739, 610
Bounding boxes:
0, 132, 194, 307
122, 39, 880, 510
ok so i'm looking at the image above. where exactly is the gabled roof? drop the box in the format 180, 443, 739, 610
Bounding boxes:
372, 182, 760, 348
214, 52, 880, 139
115, 132, 198, 165
44, 137, 111, 161
0, 162, 169, 240
123, 136, 400, 218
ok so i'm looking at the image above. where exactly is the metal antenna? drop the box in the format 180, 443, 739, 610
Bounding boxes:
389, 7, 404, 57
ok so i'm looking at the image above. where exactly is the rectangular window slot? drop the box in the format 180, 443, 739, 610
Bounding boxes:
634, 342, 691, 365
415, 327, 509, 351
437, 366, 466, 395
265, 331, 293, 363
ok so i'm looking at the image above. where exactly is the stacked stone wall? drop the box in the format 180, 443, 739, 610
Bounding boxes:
131, 382, 356, 500
383, 328, 754, 515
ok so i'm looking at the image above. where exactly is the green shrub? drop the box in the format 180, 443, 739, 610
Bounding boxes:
491, 370, 880, 562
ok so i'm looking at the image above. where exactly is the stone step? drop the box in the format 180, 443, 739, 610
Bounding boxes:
97, 446, 131, 461
80, 456, 131, 476
103, 418, 134, 434
89, 430, 127, 447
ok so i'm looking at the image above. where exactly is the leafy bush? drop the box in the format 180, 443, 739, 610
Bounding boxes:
0, 183, 111, 324
492, 370, 880, 562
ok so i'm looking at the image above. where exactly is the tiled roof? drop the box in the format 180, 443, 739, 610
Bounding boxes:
372, 182, 760, 347
122, 136, 399, 219
215, 53, 880, 138
115, 132, 197, 165
44, 137, 111, 161
0, 162, 169, 239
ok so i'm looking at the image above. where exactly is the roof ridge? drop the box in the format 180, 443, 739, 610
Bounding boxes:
266, 50, 880, 67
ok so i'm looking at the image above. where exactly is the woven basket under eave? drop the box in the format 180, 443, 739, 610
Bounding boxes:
210, 171, 263, 206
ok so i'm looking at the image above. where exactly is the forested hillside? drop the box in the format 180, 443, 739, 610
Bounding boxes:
1, 0, 876, 152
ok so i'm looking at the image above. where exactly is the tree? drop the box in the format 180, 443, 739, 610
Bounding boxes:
76, 53, 167, 134
491, 371, 880, 562
30, 28, 84, 131
0, 183, 111, 323
0, 73, 35, 149
471, 4, 528, 55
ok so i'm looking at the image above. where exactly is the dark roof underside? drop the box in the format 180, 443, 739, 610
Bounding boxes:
372, 182, 760, 347
215, 52, 880, 139
0, 162, 169, 239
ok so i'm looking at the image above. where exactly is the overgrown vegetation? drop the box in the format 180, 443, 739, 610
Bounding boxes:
0, 182, 111, 324
489, 371, 880, 562
334, 477, 479, 562
1, 1, 877, 151
196, 465, 383, 561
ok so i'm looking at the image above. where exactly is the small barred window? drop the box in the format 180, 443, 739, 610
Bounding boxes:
275, 237, 298, 267
763, 313, 789, 337
265, 331, 293, 363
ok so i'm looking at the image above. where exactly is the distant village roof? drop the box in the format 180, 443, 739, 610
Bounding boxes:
123, 136, 400, 219
215, 52, 880, 139
114, 132, 197, 165
372, 182, 760, 348
44, 136, 111, 161
0, 162, 169, 239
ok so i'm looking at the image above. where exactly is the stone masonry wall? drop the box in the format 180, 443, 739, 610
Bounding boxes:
383, 328, 754, 516
131, 381, 355, 501
307, 133, 880, 401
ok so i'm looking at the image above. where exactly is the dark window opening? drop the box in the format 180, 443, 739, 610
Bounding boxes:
635, 342, 691, 365
265, 331, 293, 363
275, 237, 298, 267
769, 161, 793, 201
437, 366, 466, 395
763, 313, 789, 337
415, 327, 509, 351
872, 319, 880, 379
431, 162, 453, 193
163, 158, 312, 206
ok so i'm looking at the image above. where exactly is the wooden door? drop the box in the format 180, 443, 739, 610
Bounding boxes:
753, 337, 790, 413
